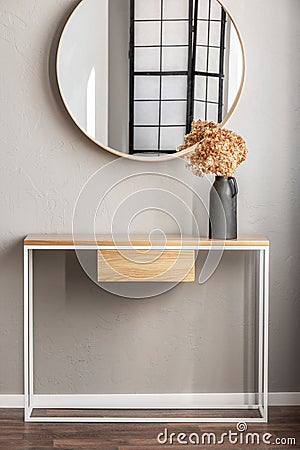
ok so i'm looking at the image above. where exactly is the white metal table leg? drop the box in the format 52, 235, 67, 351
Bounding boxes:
258, 249, 264, 411
24, 247, 33, 421
23, 246, 28, 419
263, 246, 270, 422
24, 247, 30, 420
28, 249, 34, 413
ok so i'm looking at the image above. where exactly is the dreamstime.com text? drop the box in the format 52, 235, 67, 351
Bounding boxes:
157, 423, 296, 446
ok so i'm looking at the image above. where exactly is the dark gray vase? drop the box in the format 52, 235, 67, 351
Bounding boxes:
209, 176, 238, 240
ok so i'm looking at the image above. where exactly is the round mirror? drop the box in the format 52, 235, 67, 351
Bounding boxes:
57, 0, 245, 161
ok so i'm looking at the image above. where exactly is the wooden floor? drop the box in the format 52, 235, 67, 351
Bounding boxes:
0, 407, 299, 449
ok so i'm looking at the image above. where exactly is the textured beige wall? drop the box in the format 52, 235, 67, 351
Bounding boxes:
0, 0, 299, 395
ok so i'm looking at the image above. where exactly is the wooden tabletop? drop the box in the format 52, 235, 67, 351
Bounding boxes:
24, 234, 269, 247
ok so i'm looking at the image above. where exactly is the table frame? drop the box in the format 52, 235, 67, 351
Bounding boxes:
24, 240, 269, 423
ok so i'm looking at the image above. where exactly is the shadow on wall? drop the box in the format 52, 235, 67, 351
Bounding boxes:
0, 239, 24, 392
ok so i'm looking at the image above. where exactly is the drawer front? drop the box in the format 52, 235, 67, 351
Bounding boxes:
97, 249, 195, 282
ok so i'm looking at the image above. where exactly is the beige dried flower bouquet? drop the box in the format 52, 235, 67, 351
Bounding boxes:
177, 120, 248, 177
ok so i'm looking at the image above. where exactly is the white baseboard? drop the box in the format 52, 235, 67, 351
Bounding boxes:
0, 392, 299, 409
269, 392, 300, 406
32, 393, 257, 409
0, 395, 25, 408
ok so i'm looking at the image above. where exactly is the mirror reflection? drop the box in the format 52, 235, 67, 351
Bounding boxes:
57, 0, 244, 157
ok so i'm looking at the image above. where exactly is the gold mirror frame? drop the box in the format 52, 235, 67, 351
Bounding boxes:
56, 0, 246, 162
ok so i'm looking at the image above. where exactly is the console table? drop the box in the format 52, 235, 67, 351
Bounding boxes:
24, 234, 269, 423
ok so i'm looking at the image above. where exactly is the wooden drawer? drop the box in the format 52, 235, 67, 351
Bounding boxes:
97, 249, 195, 282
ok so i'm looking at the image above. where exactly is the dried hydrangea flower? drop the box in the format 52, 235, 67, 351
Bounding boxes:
177, 120, 248, 177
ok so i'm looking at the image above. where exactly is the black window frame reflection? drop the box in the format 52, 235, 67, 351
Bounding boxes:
129, 0, 227, 155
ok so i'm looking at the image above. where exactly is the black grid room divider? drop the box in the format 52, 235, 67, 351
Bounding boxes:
129, 0, 227, 155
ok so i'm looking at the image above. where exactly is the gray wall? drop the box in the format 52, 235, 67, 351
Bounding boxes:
0, 0, 299, 395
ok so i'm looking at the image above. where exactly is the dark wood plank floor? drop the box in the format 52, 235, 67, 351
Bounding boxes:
0, 407, 299, 449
